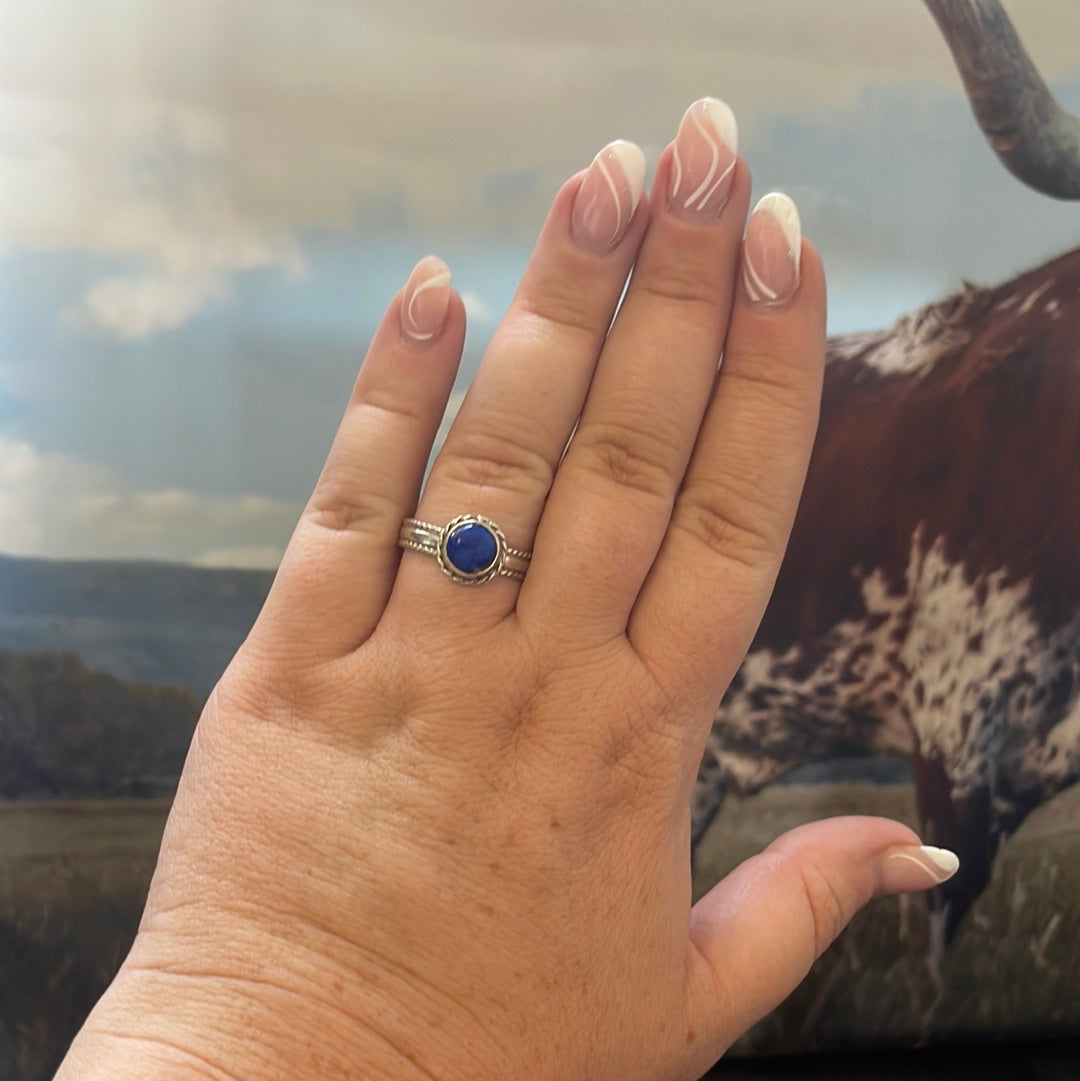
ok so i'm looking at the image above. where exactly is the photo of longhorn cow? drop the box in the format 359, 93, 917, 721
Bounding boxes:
693, 0, 1080, 984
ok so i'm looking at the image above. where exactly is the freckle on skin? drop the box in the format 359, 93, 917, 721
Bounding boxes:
550, 817, 562, 830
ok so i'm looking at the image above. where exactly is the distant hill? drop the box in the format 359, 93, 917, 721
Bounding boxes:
0, 553, 272, 699
0, 555, 914, 791
0, 649, 199, 800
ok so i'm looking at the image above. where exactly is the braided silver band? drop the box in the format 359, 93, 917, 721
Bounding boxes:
398, 514, 531, 584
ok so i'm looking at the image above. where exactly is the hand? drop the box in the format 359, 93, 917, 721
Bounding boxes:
58, 99, 957, 1081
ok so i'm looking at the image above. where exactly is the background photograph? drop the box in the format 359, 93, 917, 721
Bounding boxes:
1, 2, 1078, 1078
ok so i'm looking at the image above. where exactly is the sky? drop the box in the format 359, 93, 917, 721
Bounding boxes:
1, 0, 1079, 568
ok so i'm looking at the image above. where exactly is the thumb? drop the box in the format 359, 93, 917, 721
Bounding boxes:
684, 816, 959, 1057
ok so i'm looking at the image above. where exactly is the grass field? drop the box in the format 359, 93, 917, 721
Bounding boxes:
3, 785, 1079, 1080
0, 801, 168, 1081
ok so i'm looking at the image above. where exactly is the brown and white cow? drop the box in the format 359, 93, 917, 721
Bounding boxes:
692, 0, 1080, 942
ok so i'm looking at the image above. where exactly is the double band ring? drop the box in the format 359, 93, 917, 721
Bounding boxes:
398, 514, 532, 585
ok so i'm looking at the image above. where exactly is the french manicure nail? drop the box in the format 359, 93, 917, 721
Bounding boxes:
401, 256, 452, 343
669, 97, 738, 221
742, 192, 801, 306
879, 845, 961, 894
570, 139, 646, 255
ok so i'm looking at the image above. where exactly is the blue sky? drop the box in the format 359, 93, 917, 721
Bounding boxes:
1, 0, 1078, 567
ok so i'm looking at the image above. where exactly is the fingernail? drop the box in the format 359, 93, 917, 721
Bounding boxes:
669, 97, 738, 222
878, 845, 960, 894
570, 139, 646, 255
401, 256, 452, 343
742, 192, 801, 306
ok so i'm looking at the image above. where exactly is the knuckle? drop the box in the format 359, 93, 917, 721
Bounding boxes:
573, 420, 678, 501
600, 708, 659, 776
632, 266, 725, 329
581, 673, 686, 806
353, 386, 433, 431
674, 483, 782, 573
220, 631, 416, 740
437, 422, 554, 501
724, 361, 819, 417
513, 279, 605, 346
305, 479, 399, 537
602, 716, 680, 793
213, 649, 316, 729
795, 859, 851, 957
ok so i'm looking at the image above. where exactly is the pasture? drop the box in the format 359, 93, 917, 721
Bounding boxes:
1, 801, 167, 1081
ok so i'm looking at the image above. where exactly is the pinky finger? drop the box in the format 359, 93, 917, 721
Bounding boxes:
249, 256, 466, 664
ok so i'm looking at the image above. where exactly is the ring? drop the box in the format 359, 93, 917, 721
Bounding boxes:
398, 514, 532, 585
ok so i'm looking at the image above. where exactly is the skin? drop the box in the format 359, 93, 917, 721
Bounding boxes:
56, 106, 950, 1081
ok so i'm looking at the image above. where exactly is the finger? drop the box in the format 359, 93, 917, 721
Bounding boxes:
248, 257, 465, 663
386, 140, 649, 628
628, 197, 826, 711
521, 100, 747, 641
684, 817, 960, 1061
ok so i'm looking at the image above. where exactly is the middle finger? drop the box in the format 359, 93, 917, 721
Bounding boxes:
521, 98, 748, 640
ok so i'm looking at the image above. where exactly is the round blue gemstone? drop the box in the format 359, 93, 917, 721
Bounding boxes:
445, 522, 498, 575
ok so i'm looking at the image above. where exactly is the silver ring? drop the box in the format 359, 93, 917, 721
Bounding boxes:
398, 514, 532, 585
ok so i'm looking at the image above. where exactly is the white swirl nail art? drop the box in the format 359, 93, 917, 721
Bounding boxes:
671, 98, 738, 215
886, 845, 961, 884
596, 154, 625, 245
603, 140, 646, 244
403, 266, 452, 341
742, 192, 801, 304
571, 140, 646, 254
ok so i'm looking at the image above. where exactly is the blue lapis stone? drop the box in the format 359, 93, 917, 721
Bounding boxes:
445, 521, 498, 575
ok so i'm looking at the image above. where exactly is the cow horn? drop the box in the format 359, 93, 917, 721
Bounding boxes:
923, 0, 1080, 199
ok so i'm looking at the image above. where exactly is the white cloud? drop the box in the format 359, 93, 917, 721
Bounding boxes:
0, 0, 1076, 341
0, 436, 297, 566
4, 0, 1074, 263
60, 269, 230, 340
0, 95, 309, 338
